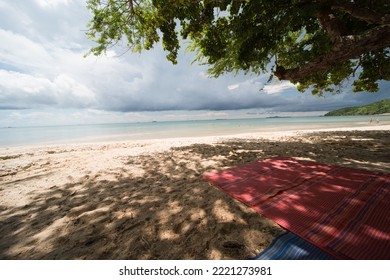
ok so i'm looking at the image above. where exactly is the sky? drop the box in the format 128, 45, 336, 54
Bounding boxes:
0, 0, 389, 127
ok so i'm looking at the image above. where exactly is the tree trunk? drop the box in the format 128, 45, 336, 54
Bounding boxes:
275, 24, 390, 82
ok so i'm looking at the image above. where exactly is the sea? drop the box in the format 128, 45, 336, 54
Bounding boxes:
1, 115, 389, 147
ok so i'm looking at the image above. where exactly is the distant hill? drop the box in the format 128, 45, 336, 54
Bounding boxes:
325, 99, 390, 116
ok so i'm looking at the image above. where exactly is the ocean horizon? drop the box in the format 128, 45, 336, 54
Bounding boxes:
1, 115, 389, 147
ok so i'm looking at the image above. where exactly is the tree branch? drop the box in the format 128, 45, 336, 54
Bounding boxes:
316, 6, 350, 43
331, 1, 390, 25
274, 24, 390, 82
128, 0, 135, 14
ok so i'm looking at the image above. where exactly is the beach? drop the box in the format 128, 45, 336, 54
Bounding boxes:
1, 125, 389, 259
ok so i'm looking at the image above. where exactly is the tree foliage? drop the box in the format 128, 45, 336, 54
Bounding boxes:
86, 0, 390, 95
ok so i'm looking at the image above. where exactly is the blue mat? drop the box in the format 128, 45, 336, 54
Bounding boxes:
254, 232, 335, 260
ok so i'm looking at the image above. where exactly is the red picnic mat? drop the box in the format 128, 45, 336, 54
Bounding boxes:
203, 157, 390, 259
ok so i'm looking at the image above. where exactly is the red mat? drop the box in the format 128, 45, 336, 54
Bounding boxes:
203, 157, 390, 259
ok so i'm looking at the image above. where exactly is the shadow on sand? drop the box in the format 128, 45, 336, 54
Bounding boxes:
0, 130, 389, 259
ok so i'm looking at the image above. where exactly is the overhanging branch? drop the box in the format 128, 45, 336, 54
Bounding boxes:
274, 24, 390, 82
331, 1, 390, 25
316, 6, 350, 43
128, 0, 135, 13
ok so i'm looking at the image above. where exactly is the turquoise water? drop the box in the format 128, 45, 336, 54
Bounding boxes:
0, 115, 389, 147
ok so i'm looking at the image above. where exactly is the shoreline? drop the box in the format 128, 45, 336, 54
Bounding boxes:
1, 123, 390, 152
1, 125, 389, 259
1, 115, 390, 149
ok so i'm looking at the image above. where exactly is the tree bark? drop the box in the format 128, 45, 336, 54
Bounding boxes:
274, 24, 390, 82
128, 0, 135, 14
316, 6, 350, 43
331, 2, 390, 25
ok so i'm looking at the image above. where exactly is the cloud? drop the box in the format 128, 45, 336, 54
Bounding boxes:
228, 84, 240, 91
263, 81, 296, 94
0, 0, 389, 127
0, 29, 53, 71
34, 0, 71, 9
0, 70, 96, 108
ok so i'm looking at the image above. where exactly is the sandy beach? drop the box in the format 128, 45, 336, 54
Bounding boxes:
1, 125, 389, 260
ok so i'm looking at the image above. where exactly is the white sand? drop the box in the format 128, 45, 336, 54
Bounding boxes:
0, 125, 389, 259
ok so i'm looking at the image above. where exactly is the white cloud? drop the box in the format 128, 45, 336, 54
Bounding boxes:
228, 84, 240, 91
0, 29, 53, 71
0, 0, 389, 126
0, 70, 96, 108
263, 81, 296, 94
53, 74, 96, 106
34, 0, 72, 9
